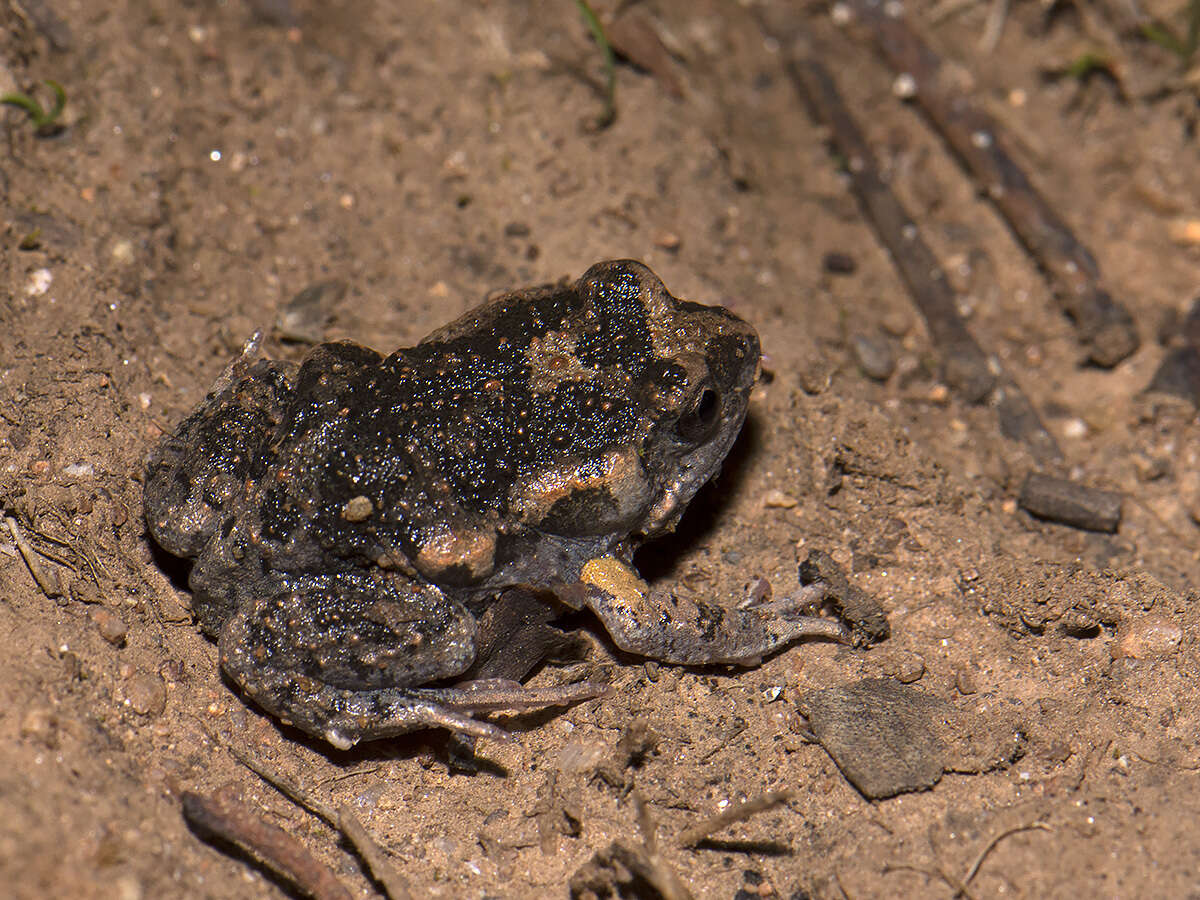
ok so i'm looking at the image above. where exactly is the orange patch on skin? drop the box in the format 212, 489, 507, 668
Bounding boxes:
524, 329, 597, 394
414, 526, 497, 580
580, 555, 649, 605
507, 447, 647, 528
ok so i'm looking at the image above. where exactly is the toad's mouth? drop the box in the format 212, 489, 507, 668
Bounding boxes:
639, 407, 749, 539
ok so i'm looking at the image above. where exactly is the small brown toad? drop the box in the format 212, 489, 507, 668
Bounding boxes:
145, 260, 841, 749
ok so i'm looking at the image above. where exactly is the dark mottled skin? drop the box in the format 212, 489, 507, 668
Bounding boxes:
146, 261, 841, 749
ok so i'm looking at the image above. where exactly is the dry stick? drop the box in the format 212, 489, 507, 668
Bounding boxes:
884, 820, 1051, 899
961, 821, 1051, 885
780, 57, 1062, 462
4, 516, 61, 597
631, 793, 694, 900
181, 790, 354, 900
225, 743, 414, 900
676, 789, 793, 848
883, 861, 977, 900
845, 0, 1139, 368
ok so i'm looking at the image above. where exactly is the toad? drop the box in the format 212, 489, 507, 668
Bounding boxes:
145, 260, 843, 749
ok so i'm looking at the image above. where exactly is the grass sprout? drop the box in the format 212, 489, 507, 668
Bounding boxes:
1, 79, 67, 136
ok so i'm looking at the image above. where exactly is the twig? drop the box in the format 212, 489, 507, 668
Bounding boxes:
336, 805, 415, 900
979, 0, 1009, 52
884, 820, 1051, 898
961, 821, 1051, 885
776, 56, 1062, 462
698, 722, 746, 761
181, 790, 353, 900
675, 790, 792, 848
225, 743, 414, 900
5, 516, 61, 597
843, 0, 1139, 368
571, 793, 695, 900
883, 861, 977, 900
634, 791, 660, 857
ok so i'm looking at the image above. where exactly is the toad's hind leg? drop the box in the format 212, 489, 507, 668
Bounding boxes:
219, 572, 603, 749
579, 555, 847, 666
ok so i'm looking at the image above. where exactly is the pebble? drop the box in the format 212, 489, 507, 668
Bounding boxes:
275, 280, 345, 345
25, 268, 52, 297
762, 489, 797, 509
1112, 617, 1183, 659
1131, 453, 1170, 482
652, 230, 681, 250
851, 333, 895, 381
1018, 472, 1122, 533
881, 651, 926, 683
822, 251, 857, 274
880, 310, 912, 337
91, 607, 128, 646
801, 678, 945, 798
126, 672, 168, 716
554, 737, 608, 774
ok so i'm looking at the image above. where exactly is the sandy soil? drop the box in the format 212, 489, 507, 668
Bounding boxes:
3, 1, 1200, 897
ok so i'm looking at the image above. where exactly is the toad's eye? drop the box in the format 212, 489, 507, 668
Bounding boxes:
675, 385, 721, 442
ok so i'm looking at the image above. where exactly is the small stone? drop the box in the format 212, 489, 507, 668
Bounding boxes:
91, 607, 128, 646
851, 333, 895, 381
555, 737, 608, 774
1112, 616, 1183, 659
800, 679, 945, 798
1062, 418, 1088, 439
276, 280, 345, 345
1168, 218, 1200, 245
796, 356, 834, 394
126, 673, 168, 717
26, 268, 53, 296
880, 310, 912, 337
881, 651, 925, 683
822, 251, 857, 274
341, 495, 374, 522
114, 875, 143, 900
762, 489, 798, 509
743, 576, 772, 606
652, 230, 681, 250
1131, 453, 1170, 482
955, 667, 978, 695
71, 579, 103, 605
1018, 472, 1122, 533
110, 240, 136, 266
895, 654, 925, 683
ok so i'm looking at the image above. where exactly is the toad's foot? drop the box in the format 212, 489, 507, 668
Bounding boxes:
579, 555, 848, 667
224, 674, 608, 751
318, 679, 608, 750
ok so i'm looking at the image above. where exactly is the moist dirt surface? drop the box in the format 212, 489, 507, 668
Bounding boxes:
3, 1, 1200, 897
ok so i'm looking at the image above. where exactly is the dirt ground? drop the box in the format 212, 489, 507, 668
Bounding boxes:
4, 0, 1200, 897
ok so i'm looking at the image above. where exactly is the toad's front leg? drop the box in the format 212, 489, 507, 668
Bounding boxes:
577, 555, 846, 666
219, 571, 603, 749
